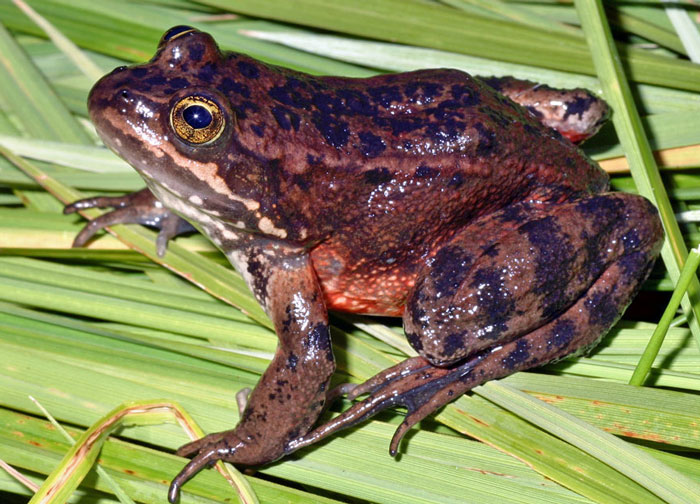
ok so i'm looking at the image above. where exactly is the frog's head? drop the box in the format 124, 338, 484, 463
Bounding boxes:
88, 26, 270, 233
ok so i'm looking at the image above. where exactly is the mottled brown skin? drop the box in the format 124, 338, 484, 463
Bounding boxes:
65, 27, 664, 502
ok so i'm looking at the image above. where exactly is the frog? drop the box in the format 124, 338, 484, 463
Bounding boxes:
64, 26, 664, 502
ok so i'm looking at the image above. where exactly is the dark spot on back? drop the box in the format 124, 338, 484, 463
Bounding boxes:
448, 173, 464, 188
473, 122, 496, 156
220, 77, 251, 98
269, 79, 310, 109
131, 67, 147, 78
144, 75, 166, 87
368, 85, 402, 108
168, 77, 190, 89
292, 173, 311, 191
358, 131, 386, 158
363, 166, 392, 185
271, 106, 300, 131
236, 100, 258, 119
576, 195, 624, 221
250, 123, 265, 138
451, 84, 480, 106
188, 43, 205, 62
197, 62, 216, 82
312, 112, 349, 148
498, 204, 527, 224
237, 60, 260, 79
337, 89, 376, 116
415, 164, 438, 178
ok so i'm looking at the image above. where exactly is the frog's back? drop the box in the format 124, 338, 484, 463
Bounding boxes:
230, 56, 607, 200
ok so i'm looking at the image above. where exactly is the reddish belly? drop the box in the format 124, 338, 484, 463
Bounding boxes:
311, 248, 415, 317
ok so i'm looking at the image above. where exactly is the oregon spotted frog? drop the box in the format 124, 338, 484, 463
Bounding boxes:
65, 26, 664, 502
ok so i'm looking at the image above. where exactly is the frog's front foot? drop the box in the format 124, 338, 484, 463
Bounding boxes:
64, 187, 195, 256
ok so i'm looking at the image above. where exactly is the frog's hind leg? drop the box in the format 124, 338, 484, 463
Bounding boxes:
286, 192, 663, 456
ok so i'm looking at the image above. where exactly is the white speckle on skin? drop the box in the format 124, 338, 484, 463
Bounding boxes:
258, 216, 287, 238
222, 228, 238, 240
189, 195, 203, 205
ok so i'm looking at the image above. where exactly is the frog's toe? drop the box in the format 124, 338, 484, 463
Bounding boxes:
69, 206, 143, 247
155, 213, 197, 256
65, 188, 195, 253
170, 438, 224, 503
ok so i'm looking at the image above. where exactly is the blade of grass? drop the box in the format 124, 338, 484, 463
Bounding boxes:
29, 396, 136, 504
477, 381, 700, 504
13, 0, 103, 80
663, 0, 700, 62
0, 22, 88, 143
196, 0, 700, 91
630, 248, 700, 385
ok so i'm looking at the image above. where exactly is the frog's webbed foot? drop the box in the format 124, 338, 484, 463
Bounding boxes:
286, 355, 484, 456
64, 188, 195, 256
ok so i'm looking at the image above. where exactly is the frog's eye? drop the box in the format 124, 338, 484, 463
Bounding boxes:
170, 95, 225, 145
159, 26, 196, 47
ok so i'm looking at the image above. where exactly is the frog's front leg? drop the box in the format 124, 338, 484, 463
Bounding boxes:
289, 192, 663, 455
168, 243, 334, 502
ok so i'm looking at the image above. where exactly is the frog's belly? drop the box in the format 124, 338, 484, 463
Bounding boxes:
310, 246, 415, 317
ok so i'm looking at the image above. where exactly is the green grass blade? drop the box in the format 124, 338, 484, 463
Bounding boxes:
663, 0, 700, 62
197, 0, 700, 91
0, 22, 89, 143
478, 381, 700, 504
630, 248, 700, 385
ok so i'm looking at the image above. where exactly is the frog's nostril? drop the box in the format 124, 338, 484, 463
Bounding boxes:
119, 89, 130, 100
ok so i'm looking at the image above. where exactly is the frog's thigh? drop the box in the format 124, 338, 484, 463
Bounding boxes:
404, 192, 662, 366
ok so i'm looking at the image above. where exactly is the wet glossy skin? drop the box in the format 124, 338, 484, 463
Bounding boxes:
66, 27, 664, 502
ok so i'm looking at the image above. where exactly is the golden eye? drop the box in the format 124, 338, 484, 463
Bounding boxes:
170, 95, 225, 145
